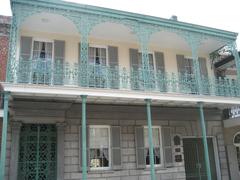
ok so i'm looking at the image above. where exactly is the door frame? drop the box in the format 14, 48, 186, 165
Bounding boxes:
182, 136, 221, 180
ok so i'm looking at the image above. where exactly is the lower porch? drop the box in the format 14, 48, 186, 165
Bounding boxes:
0, 96, 229, 180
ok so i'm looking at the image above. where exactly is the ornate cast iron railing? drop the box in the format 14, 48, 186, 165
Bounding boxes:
8, 59, 240, 97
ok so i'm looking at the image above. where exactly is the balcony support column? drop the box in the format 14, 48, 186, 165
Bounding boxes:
190, 41, 202, 95
145, 99, 156, 180
139, 32, 151, 90
79, 31, 89, 87
230, 41, 240, 95
198, 102, 212, 180
81, 95, 88, 180
0, 92, 10, 180
7, 14, 19, 83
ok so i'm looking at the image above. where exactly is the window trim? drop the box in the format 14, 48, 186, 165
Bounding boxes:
89, 125, 111, 171
143, 126, 164, 167
88, 44, 109, 66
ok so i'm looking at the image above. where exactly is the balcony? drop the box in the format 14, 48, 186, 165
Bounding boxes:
8, 58, 239, 98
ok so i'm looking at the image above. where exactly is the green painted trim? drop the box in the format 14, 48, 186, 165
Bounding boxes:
12, 0, 237, 40
198, 102, 212, 180
81, 95, 87, 180
145, 99, 156, 180
0, 92, 9, 180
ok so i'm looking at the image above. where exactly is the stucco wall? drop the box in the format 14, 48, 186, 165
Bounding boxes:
19, 30, 213, 77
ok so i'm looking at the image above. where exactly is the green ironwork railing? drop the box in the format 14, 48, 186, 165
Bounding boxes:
6, 59, 240, 97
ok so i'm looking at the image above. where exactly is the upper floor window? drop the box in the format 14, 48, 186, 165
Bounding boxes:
129, 49, 165, 73
89, 126, 110, 169
144, 126, 162, 166
89, 46, 107, 66
32, 41, 53, 60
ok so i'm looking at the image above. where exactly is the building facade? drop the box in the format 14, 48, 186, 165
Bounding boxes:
1, 0, 240, 180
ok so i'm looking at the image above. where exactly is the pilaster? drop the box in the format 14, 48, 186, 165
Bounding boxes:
9, 121, 22, 180
56, 122, 66, 180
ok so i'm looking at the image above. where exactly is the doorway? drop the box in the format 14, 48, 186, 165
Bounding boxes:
183, 138, 217, 180
17, 124, 57, 180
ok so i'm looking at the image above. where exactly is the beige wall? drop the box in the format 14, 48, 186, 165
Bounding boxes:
20, 30, 214, 77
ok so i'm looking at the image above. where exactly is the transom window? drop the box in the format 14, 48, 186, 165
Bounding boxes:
233, 132, 240, 171
32, 41, 53, 60
89, 46, 107, 66
89, 126, 110, 169
144, 126, 162, 166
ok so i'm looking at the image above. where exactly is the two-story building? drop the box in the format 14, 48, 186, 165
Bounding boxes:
1, 0, 240, 180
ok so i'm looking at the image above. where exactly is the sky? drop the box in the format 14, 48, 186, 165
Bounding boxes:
1, 0, 240, 49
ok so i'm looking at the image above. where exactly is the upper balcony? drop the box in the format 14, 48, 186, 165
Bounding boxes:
3, 0, 240, 102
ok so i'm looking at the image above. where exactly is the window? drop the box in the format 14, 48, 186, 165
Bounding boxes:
32, 41, 53, 60
89, 46, 107, 66
233, 132, 240, 171
144, 127, 162, 166
89, 126, 110, 169
31, 40, 53, 84
137, 53, 154, 70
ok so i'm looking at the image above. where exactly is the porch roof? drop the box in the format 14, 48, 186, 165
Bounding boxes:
2, 83, 239, 109
12, 0, 238, 40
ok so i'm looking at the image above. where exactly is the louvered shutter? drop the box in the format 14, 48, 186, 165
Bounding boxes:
111, 126, 122, 170
155, 52, 166, 91
198, 57, 208, 77
54, 40, 65, 85
129, 48, 139, 70
20, 36, 32, 60
108, 46, 118, 67
176, 54, 185, 74
135, 126, 146, 169
54, 40, 65, 63
78, 43, 81, 64
130, 49, 140, 89
79, 126, 89, 171
154, 52, 165, 72
162, 127, 173, 167
108, 46, 119, 89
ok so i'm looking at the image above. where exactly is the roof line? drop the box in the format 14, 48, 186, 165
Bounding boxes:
11, 0, 238, 40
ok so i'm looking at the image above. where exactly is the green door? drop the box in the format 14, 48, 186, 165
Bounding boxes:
18, 124, 57, 180
183, 138, 217, 180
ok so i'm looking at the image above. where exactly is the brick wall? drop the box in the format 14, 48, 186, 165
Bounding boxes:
0, 16, 11, 82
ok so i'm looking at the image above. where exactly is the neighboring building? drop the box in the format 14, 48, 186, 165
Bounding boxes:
0, 15, 11, 82
1, 0, 240, 180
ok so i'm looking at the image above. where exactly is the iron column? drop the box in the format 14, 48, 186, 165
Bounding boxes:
81, 95, 87, 180
198, 102, 212, 180
145, 99, 156, 180
0, 92, 9, 180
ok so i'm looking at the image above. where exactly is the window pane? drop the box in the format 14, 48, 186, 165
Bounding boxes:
89, 127, 110, 168
100, 48, 106, 58
33, 41, 39, 50
144, 128, 160, 147
149, 54, 154, 70
144, 127, 161, 165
